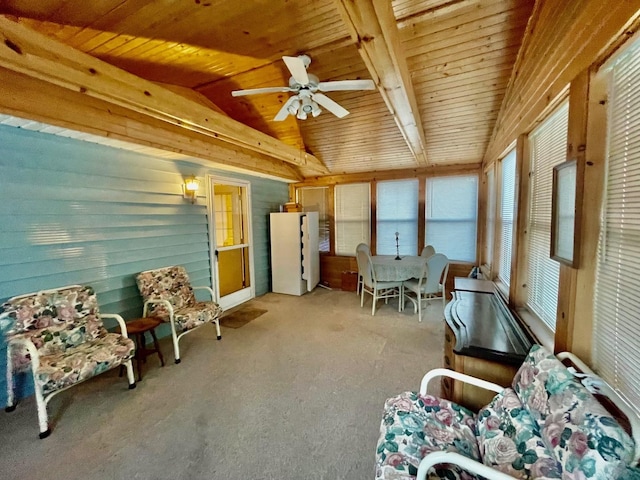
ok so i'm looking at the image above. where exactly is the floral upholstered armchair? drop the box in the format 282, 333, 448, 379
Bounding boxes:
0, 285, 136, 438
375, 345, 640, 480
136, 265, 223, 364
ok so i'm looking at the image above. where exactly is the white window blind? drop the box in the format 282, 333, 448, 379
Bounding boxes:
527, 101, 568, 330
425, 175, 478, 262
377, 179, 419, 255
485, 167, 496, 271
335, 183, 370, 256
498, 149, 516, 287
593, 36, 640, 410
298, 186, 329, 252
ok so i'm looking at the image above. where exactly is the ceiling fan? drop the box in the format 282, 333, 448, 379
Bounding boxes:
231, 55, 376, 121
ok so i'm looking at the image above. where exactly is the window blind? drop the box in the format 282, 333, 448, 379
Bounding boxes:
377, 179, 419, 255
335, 183, 370, 256
593, 36, 640, 410
527, 101, 568, 330
298, 186, 329, 252
498, 149, 516, 287
425, 175, 478, 262
485, 167, 496, 271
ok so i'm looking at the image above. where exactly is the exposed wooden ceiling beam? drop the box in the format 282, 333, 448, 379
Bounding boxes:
0, 16, 329, 175
0, 67, 303, 181
335, 0, 429, 166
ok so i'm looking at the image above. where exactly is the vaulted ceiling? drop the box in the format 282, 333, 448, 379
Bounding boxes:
0, 0, 535, 178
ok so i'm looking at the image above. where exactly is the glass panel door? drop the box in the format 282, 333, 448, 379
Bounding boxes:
210, 178, 253, 309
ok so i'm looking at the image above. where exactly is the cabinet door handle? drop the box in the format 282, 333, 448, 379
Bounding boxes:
445, 333, 451, 343
444, 355, 450, 366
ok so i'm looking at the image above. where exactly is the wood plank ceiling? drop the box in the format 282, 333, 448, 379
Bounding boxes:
0, 0, 535, 179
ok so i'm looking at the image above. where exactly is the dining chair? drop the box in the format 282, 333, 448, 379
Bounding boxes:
356, 248, 403, 315
355, 243, 370, 295
420, 245, 436, 258
403, 253, 449, 321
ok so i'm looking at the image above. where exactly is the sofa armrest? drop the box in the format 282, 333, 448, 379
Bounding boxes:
419, 368, 505, 396
417, 451, 518, 480
557, 351, 640, 464
193, 286, 215, 300
101, 313, 129, 339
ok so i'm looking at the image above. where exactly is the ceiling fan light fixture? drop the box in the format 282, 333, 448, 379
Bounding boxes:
296, 110, 308, 120
287, 98, 301, 115
311, 101, 322, 117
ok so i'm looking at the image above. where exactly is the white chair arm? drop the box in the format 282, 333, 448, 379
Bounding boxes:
143, 298, 174, 318
419, 368, 505, 396
417, 451, 518, 480
193, 286, 215, 300
8, 336, 41, 371
101, 313, 129, 339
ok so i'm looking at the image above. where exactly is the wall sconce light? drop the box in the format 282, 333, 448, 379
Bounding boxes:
183, 176, 200, 204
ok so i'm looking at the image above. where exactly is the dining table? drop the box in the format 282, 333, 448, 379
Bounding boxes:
370, 255, 426, 282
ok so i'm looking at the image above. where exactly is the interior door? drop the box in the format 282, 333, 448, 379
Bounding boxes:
209, 177, 254, 310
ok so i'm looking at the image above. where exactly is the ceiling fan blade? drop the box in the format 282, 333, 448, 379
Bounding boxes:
273, 96, 298, 121
311, 92, 349, 118
282, 56, 310, 85
231, 86, 291, 97
318, 79, 376, 92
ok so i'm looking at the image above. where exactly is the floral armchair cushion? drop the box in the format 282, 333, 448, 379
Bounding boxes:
375, 391, 481, 480
136, 266, 198, 319
477, 388, 561, 479
512, 344, 635, 480
1, 285, 135, 392
136, 266, 222, 331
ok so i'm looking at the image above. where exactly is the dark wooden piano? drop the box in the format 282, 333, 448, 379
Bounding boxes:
443, 277, 534, 410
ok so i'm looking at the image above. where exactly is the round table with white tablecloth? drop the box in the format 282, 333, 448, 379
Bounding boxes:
370, 255, 426, 282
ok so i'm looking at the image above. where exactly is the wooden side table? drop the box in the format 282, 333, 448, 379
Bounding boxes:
122, 317, 165, 381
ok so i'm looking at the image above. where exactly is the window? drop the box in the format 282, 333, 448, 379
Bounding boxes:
484, 167, 496, 272
376, 179, 418, 255
526, 101, 568, 330
298, 186, 329, 252
335, 183, 370, 256
497, 149, 516, 288
593, 36, 640, 409
425, 175, 478, 262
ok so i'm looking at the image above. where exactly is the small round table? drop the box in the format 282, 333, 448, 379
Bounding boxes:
123, 317, 165, 381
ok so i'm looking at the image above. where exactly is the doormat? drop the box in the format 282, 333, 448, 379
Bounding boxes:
220, 307, 267, 329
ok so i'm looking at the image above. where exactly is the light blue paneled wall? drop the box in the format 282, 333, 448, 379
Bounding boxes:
0, 124, 288, 404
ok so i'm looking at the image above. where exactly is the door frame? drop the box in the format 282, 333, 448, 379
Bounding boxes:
207, 174, 255, 309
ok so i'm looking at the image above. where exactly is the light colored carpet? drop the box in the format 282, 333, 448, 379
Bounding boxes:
0, 289, 445, 480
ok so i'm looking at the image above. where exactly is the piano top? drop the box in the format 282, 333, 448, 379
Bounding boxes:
445, 289, 534, 366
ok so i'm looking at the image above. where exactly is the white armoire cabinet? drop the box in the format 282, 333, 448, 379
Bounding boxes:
269, 212, 320, 295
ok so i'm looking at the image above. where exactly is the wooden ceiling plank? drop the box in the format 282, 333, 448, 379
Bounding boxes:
0, 16, 329, 174
335, 0, 429, 166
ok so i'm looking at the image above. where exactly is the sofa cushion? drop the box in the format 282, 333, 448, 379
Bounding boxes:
513, 344, 635, 479
35, 332, 135, 395
477, 388, 561, 479
375, 391, 481, 480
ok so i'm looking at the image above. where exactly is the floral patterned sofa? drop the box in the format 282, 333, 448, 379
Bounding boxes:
0, 285, 136, 438
375, 345, 639, 480
136, 265, 223, 364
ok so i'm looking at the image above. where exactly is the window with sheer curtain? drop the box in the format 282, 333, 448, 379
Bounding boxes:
376, 179, 419, 255
592, 35, 640, 410
526, 101, 568, 330
335, 183, 370, 256
298, 186, 329, 252
425, 175, 478, 262
497, 149, 516, 288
